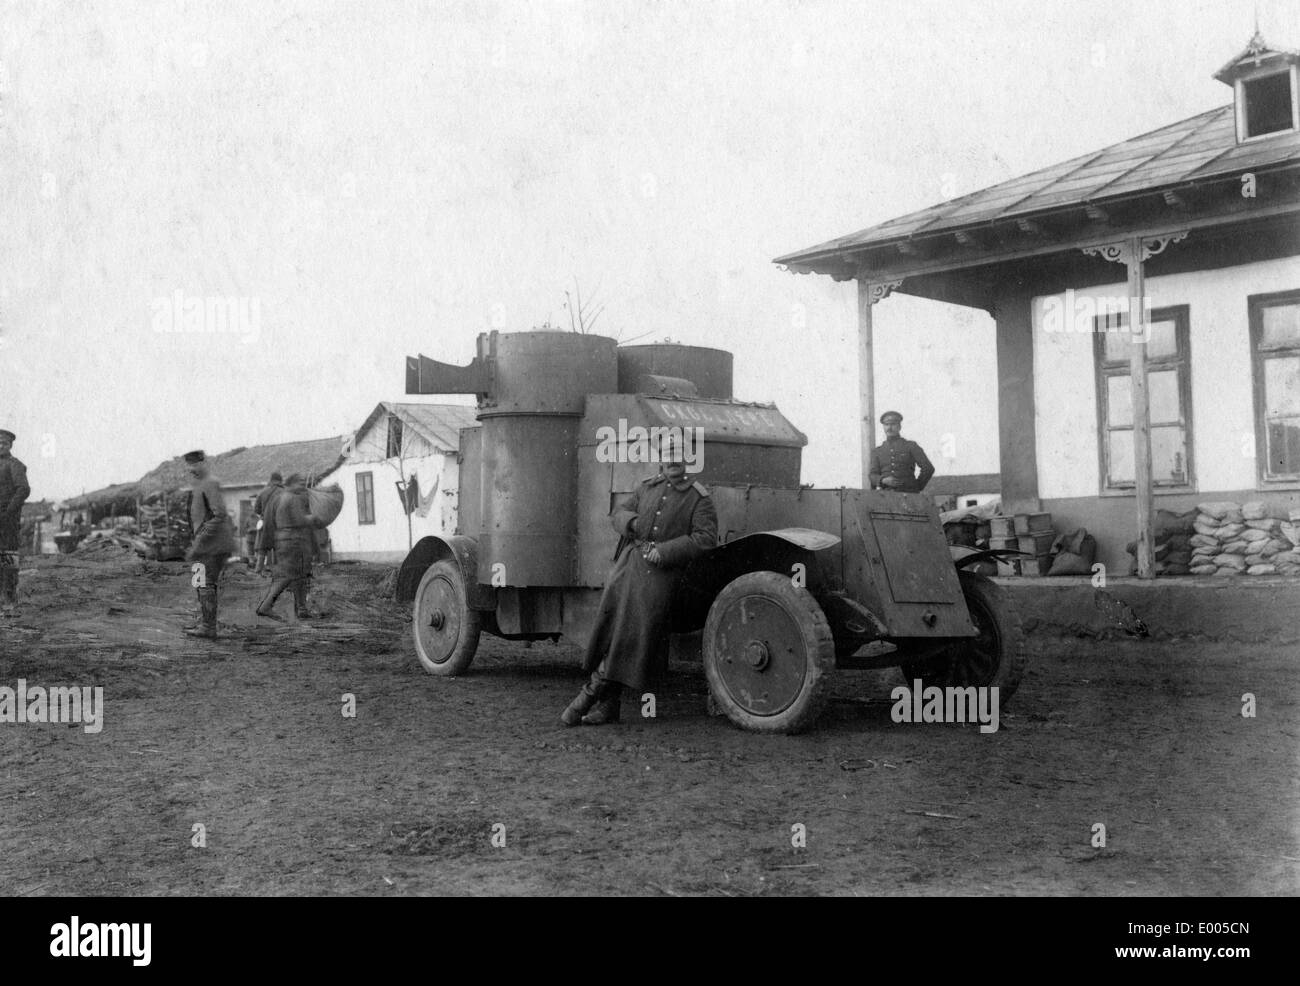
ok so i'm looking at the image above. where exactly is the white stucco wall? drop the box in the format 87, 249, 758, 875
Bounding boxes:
1033, 256, 1300, 499
327, 452, 461, 561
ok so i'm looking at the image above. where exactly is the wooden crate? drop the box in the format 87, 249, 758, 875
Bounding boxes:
1016, 532, 1055, 554
989, 535, 1019, 551
1020, 553, 1054, 577
1013, 512, 1053, 535
989, 516, 1016, 538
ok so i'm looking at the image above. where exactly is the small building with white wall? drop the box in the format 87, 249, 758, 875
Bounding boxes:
323, 402, 478, 562
776, 32, 1300, 574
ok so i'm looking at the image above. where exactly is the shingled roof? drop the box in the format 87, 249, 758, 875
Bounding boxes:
136, 436, 348, 493
776, 102, 1300, 268
339, 402, 479, 461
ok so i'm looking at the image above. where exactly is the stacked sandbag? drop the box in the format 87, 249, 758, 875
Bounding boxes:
1126, 507, 1197, 576
1187, 501, 1300, 576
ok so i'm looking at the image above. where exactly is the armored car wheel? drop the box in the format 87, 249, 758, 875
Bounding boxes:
703, 571, 835, 734
900, 570, 1027, 703
412, 559, 481, 676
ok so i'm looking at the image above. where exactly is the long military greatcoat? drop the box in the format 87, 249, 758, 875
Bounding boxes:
583, 473, 719, 692
270, 487, 322, 580
186, 475, 234, 561
253, 480, 283, 553
0, 453, 30, 552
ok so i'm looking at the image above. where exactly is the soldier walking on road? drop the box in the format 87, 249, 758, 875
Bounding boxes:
255, 473, 325, 622
252, 471, 283, 575
560, 433, 718, 726
0, 429, 31, 618
183, 450, 235, 639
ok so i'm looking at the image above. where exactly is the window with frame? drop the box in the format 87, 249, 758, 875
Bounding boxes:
1250, 290, 1300, 483
1241, 69, 1297, 139
356, 471, 375, 524
1093, 305, 1194, 491
386, 416, 404, 459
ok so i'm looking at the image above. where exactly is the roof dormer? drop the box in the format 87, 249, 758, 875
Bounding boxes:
1215, 31, 1300, 142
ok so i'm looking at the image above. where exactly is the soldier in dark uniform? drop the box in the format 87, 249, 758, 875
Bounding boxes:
183, 450, 235, 638
867, 411, 935, 493
255, 473, 325, 622
561, 434, 718, 726
252, 471, 283, 575
0, 429, 31, 617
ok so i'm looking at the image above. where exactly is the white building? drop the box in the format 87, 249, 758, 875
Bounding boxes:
323, 402, 478, 562
777, 32, 1300, 574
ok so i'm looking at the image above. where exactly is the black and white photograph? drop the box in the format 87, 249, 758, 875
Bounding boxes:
2, 0, 1297, 917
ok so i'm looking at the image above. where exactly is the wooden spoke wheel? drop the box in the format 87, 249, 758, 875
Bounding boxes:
703, 571, 835, 734
901, 570, 1027, 702
411, 559, 481, 676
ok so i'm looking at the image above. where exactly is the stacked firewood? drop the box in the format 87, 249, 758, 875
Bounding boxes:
136, 494, 193, 560
1188, 501, 1300, 576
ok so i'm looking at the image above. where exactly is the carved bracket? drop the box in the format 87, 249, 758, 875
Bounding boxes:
1081, 241, 1132, 264
1082, 231, 1189, 265
1140, 231, 1189, 261
863, 279, 903, 305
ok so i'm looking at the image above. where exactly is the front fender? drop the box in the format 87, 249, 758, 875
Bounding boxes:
673, 527, 842, 632
396, 535, 495, 609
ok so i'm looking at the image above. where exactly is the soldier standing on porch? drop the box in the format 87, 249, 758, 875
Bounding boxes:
0, 429, 31, 618
868, 411, 935, 493
183, 450, 235, 638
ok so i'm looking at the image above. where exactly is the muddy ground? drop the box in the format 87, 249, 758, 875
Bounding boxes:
1, 549, 1297, 896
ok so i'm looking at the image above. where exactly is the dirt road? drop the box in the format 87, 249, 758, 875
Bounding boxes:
2, 552, 1297, 896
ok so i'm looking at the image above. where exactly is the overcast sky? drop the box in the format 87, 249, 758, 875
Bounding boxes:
2, 0, 1294, 500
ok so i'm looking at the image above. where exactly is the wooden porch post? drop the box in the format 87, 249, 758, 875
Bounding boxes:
1083, 231, 1187, 580
856, 279, 902, 488
1125, 235, 1155, 580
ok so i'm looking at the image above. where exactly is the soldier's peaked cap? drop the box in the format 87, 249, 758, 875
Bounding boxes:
879, 410, 903, 424
182, 449, 206, 463
0, 429, 14, 442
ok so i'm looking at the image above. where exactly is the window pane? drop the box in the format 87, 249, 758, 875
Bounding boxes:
1149, 369, 1181, 422
1108, 430, 1134, 484
1266, 417, 1300, 477
1107, 375, 1132, 426
1244, 71, 1295, 138
1152, 426, 1188, 484
1102, 325, 1129, 363
1265, 356, 1300, 417
1101, 318, 1177, 360
1143, 320, 1177, 359
1261, 303, 1300, 349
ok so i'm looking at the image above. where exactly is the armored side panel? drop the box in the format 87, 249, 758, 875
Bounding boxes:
455, 425, 482, 538
576, 393, 809, 585
479, 416, 582, 585
840, 490, 974, 639
617, 345, 733, 399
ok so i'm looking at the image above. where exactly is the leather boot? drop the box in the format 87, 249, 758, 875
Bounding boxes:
294, 578, 320, 620
181, 586, 203, 630
581, 683, 623, 726
256, 577, 292, 622
0, 564, 17, 616
184, 587, 218, 638
560, 671, 606, 727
